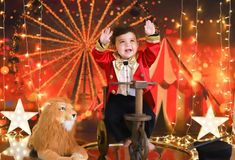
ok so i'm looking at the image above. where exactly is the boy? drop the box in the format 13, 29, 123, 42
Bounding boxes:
92, 20, 160, 150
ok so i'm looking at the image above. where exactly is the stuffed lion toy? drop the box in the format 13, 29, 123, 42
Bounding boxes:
28, 98, 88, 160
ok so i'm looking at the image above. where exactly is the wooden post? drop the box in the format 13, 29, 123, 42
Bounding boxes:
135, 88, 143, 114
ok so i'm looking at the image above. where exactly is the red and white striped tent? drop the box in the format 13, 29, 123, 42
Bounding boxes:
150, 38, 221, 132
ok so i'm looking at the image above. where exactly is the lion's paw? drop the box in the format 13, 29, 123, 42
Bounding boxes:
58, 157, 73, 160
71, 153, 88, 160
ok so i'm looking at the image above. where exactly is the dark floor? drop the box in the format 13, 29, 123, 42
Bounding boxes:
0, 118, 234, 160
0, 138, 192, 160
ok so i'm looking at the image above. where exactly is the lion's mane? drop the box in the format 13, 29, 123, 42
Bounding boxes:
28, 97, 79, 156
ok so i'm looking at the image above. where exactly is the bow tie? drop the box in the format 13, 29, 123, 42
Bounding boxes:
114, 56, 137, 70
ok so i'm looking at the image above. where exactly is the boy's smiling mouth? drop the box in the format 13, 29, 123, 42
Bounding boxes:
125, 49, 132, 53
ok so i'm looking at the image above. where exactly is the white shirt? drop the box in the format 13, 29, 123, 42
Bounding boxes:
116, 60, 135, 96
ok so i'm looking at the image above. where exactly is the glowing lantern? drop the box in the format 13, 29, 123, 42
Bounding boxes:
192, 71, 202, 82
203, 62, 208, 68
0, 66, 9, 75
176, 39, 182, 45
27, 92, 38, 102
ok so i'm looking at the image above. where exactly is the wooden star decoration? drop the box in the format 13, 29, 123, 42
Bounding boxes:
192, 106, 228, 139
0, 99, 38, 135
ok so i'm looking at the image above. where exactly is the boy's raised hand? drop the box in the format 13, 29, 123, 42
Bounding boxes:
144, 20, 156, 36
100, 28, 113, 45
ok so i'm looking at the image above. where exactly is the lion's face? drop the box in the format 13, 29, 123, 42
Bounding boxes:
29, 98, 83, 156
41, 99, 77, 131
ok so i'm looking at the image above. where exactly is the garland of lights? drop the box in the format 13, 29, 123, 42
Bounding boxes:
225, 0, 235, 134
38, 0, 43, 106
186, 0, 200, 136
0, 0, 6, 106
172, 0, 184, 135
24, 0, 44, 104
0, 0, 6, 136
23, 0, 35, 97
217, 1, 233, 134
225, 0, 233, 134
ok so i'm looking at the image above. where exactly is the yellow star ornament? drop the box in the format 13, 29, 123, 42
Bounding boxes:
192, 106, 228, 139
0, 99, 38, 135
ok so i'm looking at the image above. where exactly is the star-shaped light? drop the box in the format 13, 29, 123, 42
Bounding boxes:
0, 99, 38, 135
192, 106, 228, 139
2, 136, 30, 160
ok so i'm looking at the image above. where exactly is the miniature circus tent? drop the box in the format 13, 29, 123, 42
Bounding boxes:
149, 38, 220, 132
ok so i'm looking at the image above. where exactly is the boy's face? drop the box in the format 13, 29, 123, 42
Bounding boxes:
115, 32, 138, 59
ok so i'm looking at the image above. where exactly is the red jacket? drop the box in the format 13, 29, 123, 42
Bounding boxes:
92, 42, 160, 110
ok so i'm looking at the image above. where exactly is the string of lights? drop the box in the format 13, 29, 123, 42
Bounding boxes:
223, 0, 232, 137
74, 52, 86, 104
171, 0, 184, 135
0, 0, 5, 105
219, 2, 223, 63
57, 54, 82, 96
60, 0, 84, 40
86, 52, 96, 99
23, 0, 36, 106
39, 51, 81, 90
0, 0, 6, 135
186, 0, 200, 136
218, 1, 227, 135
38, 0, 43, 106
225, 0, 233, 134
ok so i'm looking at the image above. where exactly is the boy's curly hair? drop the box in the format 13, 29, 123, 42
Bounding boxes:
111, 26, 137, 45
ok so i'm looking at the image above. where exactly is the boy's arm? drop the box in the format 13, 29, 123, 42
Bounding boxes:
142, 20, 161, 67
91, 40, 113, 69
95, 39, 109, 52
92, 27, 114, 68
142, 34, 160, 67
146, 33, 160, 44
144, 20, 160, 45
